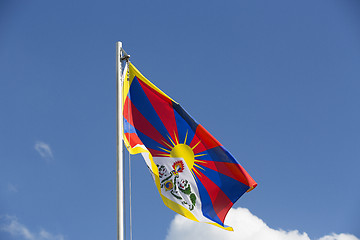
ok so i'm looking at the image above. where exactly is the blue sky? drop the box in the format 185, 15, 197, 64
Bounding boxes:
0, 1, 359, 240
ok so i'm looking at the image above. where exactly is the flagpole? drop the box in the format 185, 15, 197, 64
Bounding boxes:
116, 41, 125, 240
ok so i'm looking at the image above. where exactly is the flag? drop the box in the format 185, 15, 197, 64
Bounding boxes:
122, 62, 257, 230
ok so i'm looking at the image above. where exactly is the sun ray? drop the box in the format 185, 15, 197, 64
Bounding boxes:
194, 163, 205, 171
184, 130, 188, 144
190, 170, 197, 181
191, 140, 201, 150
158, 153, 171, 157
167, 136, 176, 147
194, 153, 207, 158
194, 159, 206, 164
162, 140, 173, 149
173, 131, 179, 145
192, 168, 202, 178
158, 147, 171, 153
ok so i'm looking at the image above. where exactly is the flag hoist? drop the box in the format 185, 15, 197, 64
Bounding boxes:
116, 41, 257, 240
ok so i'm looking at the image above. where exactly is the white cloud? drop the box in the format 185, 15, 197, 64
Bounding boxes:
34, 141, 54, 162
7, 183, 18, 193
165, 207, 359, 240
0, 216, 65, 240
0, 216, 34, 240
318, 234, 360, 240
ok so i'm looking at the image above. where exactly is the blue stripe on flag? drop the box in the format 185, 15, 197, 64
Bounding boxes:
196, 147, 239, 164
172, 102, 198, 133
173, 108, 196, 145
123, 118, 136, 133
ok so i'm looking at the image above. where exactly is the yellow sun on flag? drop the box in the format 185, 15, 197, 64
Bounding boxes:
159, 131, 207, 178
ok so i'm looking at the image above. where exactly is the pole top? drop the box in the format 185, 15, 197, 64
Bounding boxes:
121, 53, 130, 61
118, 42, 130, 62
120, 48, 130, 61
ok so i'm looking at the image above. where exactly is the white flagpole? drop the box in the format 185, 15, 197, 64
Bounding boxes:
116, 41, 125, 240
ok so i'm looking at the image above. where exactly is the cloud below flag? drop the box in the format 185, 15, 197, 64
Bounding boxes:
166, 208, 360, 240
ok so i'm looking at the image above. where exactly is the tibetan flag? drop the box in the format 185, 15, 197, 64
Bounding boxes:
122, 62, 257, 230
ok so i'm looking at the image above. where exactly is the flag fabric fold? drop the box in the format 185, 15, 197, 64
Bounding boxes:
122, 62, 257, 230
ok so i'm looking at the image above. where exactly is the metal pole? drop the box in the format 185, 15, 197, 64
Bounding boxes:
116, 41, 125, 240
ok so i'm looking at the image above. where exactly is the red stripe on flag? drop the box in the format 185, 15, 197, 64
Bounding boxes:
189, 124, 222, 154
189, 132, 207, 154
138, 80, 179, 142
195, 124, 222, 149
123, 97, 133, 125
124, 132, 143, 148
